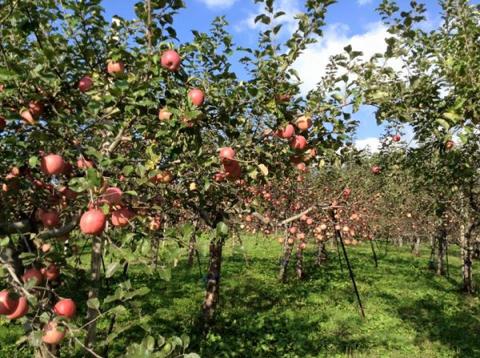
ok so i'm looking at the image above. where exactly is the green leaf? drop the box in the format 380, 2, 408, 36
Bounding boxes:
29, 156, 39, 168
106, 262, 121, 278
258, 164, 269, 176
216, 221, 229, 236
87, 298, 100, 310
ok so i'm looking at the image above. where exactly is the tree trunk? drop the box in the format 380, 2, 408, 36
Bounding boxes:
84, 235, 103, 356
187, 232, 197, 267
278, 242, 293, 282
315, 241, 327, 266
462, 221, 477, 293
202, 238, 224, 324
295, 245, 304, 279
412, 236, 421, 257
436, 225, 447, 276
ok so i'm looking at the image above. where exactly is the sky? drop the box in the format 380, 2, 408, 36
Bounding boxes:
101, 0, 450, 151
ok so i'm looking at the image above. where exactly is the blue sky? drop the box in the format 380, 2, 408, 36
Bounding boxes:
100, 0, 455, 149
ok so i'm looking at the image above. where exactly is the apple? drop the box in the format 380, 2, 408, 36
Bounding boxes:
161, 49, 181, 71
213, 172, 226, 182
289, 135, 307, 151
102, 187, 123, 205
219, 147, 235, 163
342, 225, 350, 233
54, 299, 76, 319
149, 216, 162, 231
111, 208, 135, 227
445, 140, 454, 150
80, 209, 106, 235
0, 290, 17, 315
188, 88, 204, 107
42, 321, 65, 345
288, 226, 297, 235
107, 61, 125, 74
343, 188, 352, 199
29, 101, 44, 117
0, 117, 5, 130
22, 268, 44, 286
392, 134, 401, 142
295, 115, 312, 132
276, 124, 295, 139
295, 162, 307, 172
299, 242, 307, 250
78, 76, 93, 92
371, 165, 382, 175
77, 157, 95, 169
7, 296, 28, 320
306, 218, 314, 225
158, 108, 173, 121
287, 238, 295, 245
40, 210, 60, 228
41, 154, 65, 175
42, 264, 60, 281
224, 161, 241, 180
20, 110, 36, 125
277, 237, 285, 244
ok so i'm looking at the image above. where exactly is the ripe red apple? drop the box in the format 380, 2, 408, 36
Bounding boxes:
158, 108, 173, 121
42, 264, 60, 281
287, 238, 295, 245
219, 147, 235, 163
111, 208, 135, 227
371, 165, 381, 175
29, 101, 44, 118
343, 188, 352, 199
295, 115, 312, 132
295, 162, 307, 172
80, 209, 106, 235
276, 124, 295, 139
42, 321, 65, 345
392, 134, 401, 142
288, 226, 297, 234
161, 49, 181, 72
6, 296, 28, 320
306, 218, 314, 225
54, 298, 76, 319
213, 172, 226, 182
78, 76, 93, 92
22, 268, 44, 286
102, 187, 123, 205
224, 161, 241, 180
289, 135, 307, 151
299, 242, 307, 250
0, 290, 17, 315
188, 88, 205, 107
0, 117, 5, 130
40, 210, 60, 228
107, 61, 125, 75
41, 154, 65, 175
77, 157, 95, 169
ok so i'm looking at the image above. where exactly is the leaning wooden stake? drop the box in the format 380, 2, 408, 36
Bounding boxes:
331, 210, 365, 319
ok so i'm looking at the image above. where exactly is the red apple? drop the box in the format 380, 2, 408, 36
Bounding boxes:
343, 188, 352, 199
111, 208, 135, 227
276, 124, 295, 139
80, 209, 106, 235
219, 147, 235, 163
213, 172, 226, 182
290, 135, 307, 151
392, 134, 401, 142
78, 76, 93, 92
77, 157, 95, 169
41, 154, 65, 175
149, 216, 162, 231
102, 187, 123, 205
107, 61, 125, 75
295, 162, 307, 172
161, 49, 181, 72
42, 264, 60, 281
371, 165, 381, 175
22, 268, 44, 286
224, 161, 241, 180
29, 101, 44, 117
40, 210, 60, 228
42, 321, 65, 345
54, 298, 76, 319
0, 290, 17, 315
7, 296, 28, 320
188, 88, 204, 107
288, 226, 297, 234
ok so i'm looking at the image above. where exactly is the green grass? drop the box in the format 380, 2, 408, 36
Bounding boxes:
2, 237, 480, 357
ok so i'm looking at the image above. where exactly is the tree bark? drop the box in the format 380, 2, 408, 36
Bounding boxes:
187, 232, 197, 267
436, 225, 447, 276
295, 245, 304, 279
462, 221, 477, 293
84, 235, 103, 356
278, 242, 293, 282
202, 238, 224, 324
412, 236, 421, 257
315, 241, 327, 266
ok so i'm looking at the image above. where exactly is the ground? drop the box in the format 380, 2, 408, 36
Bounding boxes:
1, 236, 480, 357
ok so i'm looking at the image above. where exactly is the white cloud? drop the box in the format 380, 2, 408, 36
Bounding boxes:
354, 137, 381, 153
293, 21, 393, 94
198, 0, 237, 9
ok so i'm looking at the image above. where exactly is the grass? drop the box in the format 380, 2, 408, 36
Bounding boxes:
2, 236, 480, 357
